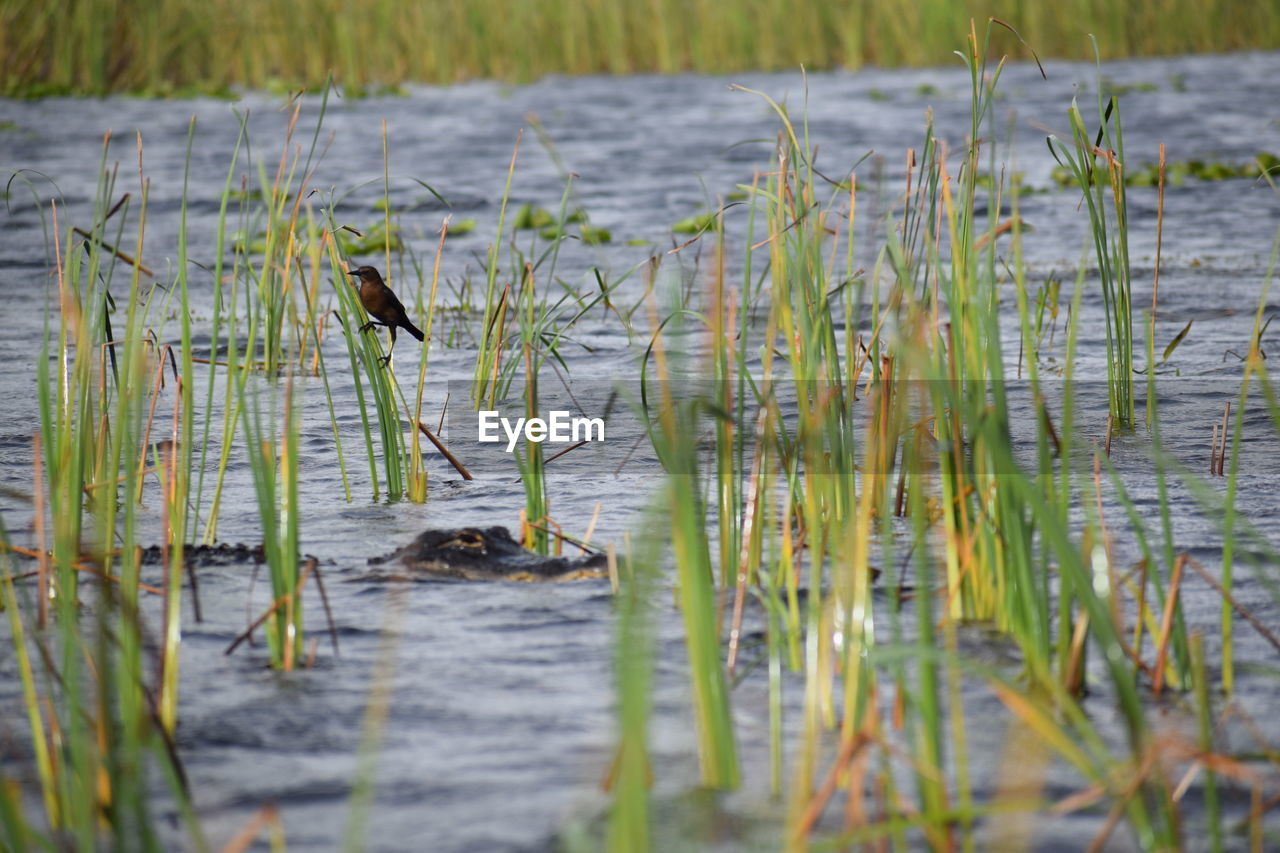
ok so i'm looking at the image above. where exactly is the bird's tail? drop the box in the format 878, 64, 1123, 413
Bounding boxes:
405, 321, 425, 342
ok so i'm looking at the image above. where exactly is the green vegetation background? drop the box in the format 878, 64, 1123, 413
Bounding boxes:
4, 0, 1279, 96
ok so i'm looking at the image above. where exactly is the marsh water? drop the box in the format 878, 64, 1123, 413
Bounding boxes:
2, 51, 1280, 850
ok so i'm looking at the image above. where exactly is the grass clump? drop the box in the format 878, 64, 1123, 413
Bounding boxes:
604, 21, 1279, 852
1048, 54, 1136, 427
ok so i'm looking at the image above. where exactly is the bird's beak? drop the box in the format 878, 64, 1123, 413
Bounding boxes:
346, 269, 360, 277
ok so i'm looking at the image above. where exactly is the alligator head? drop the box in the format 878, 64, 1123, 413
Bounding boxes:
368, 526, 609, 582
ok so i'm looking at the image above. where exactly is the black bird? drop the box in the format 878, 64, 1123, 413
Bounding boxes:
346, 266, 424, 366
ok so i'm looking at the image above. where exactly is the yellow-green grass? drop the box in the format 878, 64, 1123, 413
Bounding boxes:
3, 0, 1279, 96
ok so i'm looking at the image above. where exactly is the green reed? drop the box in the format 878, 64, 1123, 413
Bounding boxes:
405, 220, 447, 503
608, 520, 659, 853
202, 85, 404, 519
515, 264, 549, 553
1048, 46, 1136, 427
326, 237, 410, 502
194, 78, 431, 507
1, 65, 448, 844
470, 148, 618, 547
1191, 634, 1223, 851
193, 111, 251, 540
238, 375, 304, 669
3, 129, 206, 847
473, 132, 521, 409
1194, 222, 1280, 698
4, 0, 1279, 96
643, 306, 740, 790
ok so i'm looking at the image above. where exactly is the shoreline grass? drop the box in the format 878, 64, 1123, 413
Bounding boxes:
2, 0, 1279, 97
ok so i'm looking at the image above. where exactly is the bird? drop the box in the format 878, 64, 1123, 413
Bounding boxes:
346, 266, 424, 366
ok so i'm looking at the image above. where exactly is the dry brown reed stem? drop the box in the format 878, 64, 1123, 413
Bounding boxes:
544, 520, 566, 556
902, 148, 915, 250
486, 283, 511, 402
161, 382, 178, 560
792, 731, 872, 841
837, 728, 953, 850
1152, 554, 1187, 696
0, 544, 165, 595
414, 421, 473, 480
309, 557, 339, 656
71, 226, 154, 277
849, 334, 875, 400
606, 544, 619, 595
1065, 610, 1090, 696
1251, 787, 1264, 853
842, 718, 875, 837
1171, 748, 1259, 801
581, 502, 602, 553
1039, 397, 1063, 455
217, 803, 282, 853
1051, 783, 1107, 815
223, 557, 319, 662
136, 345, 176, 498
1083, 740, 1166, 853
541, 440, 589, 466
32, 434, 49, 628
972, 216, 1022, 249
1185, 556, 1280, 653
189, 358, 267, 368
726, 408, 768, 677
1217, 401, 1231, 475
521, 520, 606, 557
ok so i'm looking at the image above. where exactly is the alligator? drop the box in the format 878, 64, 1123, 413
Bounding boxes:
367, 526, 610, 582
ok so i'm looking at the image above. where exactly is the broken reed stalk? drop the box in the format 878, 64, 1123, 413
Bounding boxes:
415, 421, 473, 480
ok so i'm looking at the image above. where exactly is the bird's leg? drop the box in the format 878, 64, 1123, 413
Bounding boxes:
378, 326, 397, 367
358, 320, 378, 334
